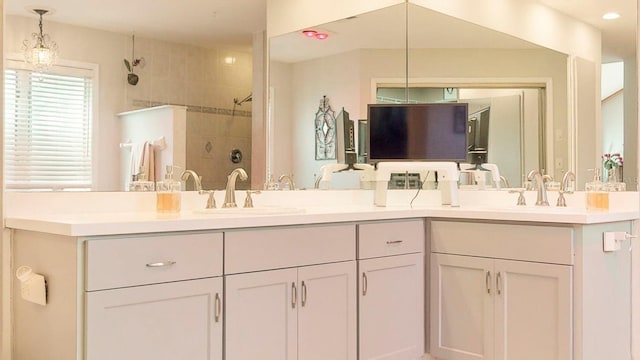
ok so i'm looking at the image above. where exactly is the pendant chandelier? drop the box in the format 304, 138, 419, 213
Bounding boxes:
23, 9, 58, 72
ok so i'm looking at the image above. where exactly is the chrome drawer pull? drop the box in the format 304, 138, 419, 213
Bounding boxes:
496, 272, 502, 295
145, 261, 176, 268
386, 240, 404, 245
486, 271, 491, 294
362, 273, 368, 296
292, 282, 297, 309
214, 293, 221, 323
301, 281, 307, 307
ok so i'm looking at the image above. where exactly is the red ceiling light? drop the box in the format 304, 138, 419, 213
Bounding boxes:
302, 30, 317, 37
301, 29, 329, 40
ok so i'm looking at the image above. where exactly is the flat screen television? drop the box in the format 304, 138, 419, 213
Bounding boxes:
335, 108, 357, 165
467, 106, 490, 165
367, 103, 468, 164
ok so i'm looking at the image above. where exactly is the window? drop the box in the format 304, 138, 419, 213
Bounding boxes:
4, 60, 95, 190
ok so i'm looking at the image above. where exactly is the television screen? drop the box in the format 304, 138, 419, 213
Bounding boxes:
336, 108, 357, 164
467, 106, 490, 164
367, 103, 468, 163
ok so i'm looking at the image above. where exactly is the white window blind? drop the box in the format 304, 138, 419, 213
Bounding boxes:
4, 67, 93, 190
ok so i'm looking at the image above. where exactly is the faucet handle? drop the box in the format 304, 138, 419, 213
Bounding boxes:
508, 188, 527, 206
244, 190, 261, 208
556, 190, 567, 207
199, 190, 216, 209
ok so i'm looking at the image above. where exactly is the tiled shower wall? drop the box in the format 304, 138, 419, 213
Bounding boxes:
124, 37, 253, 189
186, 111, 252, 191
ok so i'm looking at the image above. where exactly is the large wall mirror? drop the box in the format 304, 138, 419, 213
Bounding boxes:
268, 1, 637, 190
2, 0, 636, 192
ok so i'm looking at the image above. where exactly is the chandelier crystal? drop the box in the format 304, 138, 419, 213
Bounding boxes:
23, 9, 58, 72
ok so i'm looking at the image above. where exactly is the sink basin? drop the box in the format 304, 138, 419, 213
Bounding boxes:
193, 206, 305, 216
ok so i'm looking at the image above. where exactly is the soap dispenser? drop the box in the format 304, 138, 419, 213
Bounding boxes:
585, 168, 608, 211
129, 166, 154, 192
605, 168, 626, 192
156, 165, 182, 213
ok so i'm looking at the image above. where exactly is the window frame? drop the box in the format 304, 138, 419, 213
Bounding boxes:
4, 55, 99, 191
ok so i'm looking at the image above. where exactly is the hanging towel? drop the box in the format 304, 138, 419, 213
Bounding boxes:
140, 141, 157, 183
129, 142, 146, 180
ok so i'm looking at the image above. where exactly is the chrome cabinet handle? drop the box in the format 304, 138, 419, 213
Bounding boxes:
486, 271, 491, 294
291, 282, 297, 309
214, 293, 221, 323
362, 272, 368, 296
145, 261, 176, 268
386, 240, 404, 245
301, 281, 307, 307
496, 272, 502, 295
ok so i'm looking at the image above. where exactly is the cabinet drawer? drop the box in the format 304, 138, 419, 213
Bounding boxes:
86, 232, 223, 291
358, 219, 424, 259
225, 224, 355, 274
430, 220, 573, 265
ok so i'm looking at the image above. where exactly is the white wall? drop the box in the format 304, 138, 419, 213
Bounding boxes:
602, 93, 625, 157
267, 0, 404, 37
410, 0, 601, 63
624, 54, 638, 189
269, 61, 294, 181
290, 50, 364, 188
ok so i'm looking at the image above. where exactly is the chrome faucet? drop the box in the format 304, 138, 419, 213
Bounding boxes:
314, 175, 322, 189
180, 170, 203, 192
556, 171, 575, 207
499, 175, 510, 189
527, 169, 549, 206
223, 168, 248, 208
278, 174, 296, 190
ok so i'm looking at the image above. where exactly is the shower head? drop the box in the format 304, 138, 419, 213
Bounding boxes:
233, 93, 252, 106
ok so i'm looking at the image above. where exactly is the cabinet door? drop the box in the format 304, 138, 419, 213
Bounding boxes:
494, 259, 572, 360
430, 253, 494, 360
225, 268, 298, 360
298, 261, 357, 360
85, 277, 222, 360
359, 253, 424, 360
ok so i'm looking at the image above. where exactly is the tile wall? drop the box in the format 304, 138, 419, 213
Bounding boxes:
124, 37, 253, 190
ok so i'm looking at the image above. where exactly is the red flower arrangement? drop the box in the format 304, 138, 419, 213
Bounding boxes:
602, 153, 623, 170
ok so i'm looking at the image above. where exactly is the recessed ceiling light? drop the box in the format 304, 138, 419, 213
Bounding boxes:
602, 12, 621, 20
302, 30, 317, 37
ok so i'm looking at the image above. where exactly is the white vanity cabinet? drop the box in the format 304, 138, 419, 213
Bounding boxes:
429, 219, 632, 360
84, 232, 224, 360
224, 224, 357, 360
430, 253, 571, 360
11, 230, 224, 360
357, 219, 425, 360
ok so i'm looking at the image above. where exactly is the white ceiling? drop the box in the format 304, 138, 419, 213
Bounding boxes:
4, 0, 267, 51
538, 0, 636, 62
4, 0, 635, 61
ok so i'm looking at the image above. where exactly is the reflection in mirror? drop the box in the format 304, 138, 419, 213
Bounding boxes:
269, 4, 408, 189
269, 3, 567, 190
375, 86, 545, 188
4, 5, 256, 192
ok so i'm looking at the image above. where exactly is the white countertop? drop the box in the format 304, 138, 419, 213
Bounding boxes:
5, 189, 639, 237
